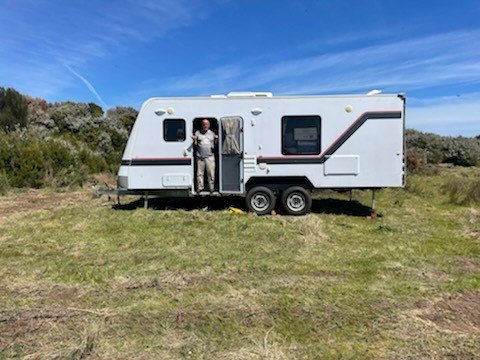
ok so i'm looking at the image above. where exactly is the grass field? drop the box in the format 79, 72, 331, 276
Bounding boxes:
0, 167, 479, 359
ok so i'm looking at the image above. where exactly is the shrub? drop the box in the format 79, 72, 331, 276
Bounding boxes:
406, 151, 424, 172
10, 142, 45, 188
0, 170, 9, 195
40, 140, 75, 173
88, 102, 104, 118
0, 87, 28, 132
48, 102, 92, 133
78, 149, 108, 173
107, 106, 138, 132
406, 129, 480, 166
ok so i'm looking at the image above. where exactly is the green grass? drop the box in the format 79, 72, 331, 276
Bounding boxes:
0, 168, 479, 359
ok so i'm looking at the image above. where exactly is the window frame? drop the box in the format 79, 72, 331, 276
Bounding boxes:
163, 118, 186, 142
281, 115, 321, 156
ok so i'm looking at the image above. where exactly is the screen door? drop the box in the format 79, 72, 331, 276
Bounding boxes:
219, 116, 243, 193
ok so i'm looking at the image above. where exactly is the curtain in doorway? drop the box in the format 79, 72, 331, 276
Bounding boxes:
221, 117, 241, 154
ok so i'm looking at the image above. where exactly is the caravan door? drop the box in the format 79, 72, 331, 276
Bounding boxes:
219, 116, 243, 193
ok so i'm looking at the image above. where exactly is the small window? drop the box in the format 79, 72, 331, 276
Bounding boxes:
163, 119, 186, 142
282, 115, 321, 155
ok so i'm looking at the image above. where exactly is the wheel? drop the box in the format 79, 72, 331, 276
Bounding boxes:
245, 186, 276, 215
281, 186, 312, 215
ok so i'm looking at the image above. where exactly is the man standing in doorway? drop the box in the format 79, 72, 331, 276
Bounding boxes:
192, 119, 217, 193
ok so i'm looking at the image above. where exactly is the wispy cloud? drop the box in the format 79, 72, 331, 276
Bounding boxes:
139, 29, 480, 97
63, 64, 109, 109
0, 0, 214, 101
408, 93, 480, 136
116, 28, 480, 135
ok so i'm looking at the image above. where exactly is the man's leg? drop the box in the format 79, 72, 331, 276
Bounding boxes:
205, 156, 215, 192
196, 158, 205, 192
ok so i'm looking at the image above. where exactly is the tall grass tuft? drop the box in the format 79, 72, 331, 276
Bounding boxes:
442, 176, 480, 205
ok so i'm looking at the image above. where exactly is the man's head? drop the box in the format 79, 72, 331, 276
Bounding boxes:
201, 119, 210, 132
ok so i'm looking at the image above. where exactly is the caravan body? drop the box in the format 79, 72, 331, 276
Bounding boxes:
117, 92, 405, 214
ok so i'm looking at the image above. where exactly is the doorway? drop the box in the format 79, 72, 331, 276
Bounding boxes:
192, 117, 219, 192
219, 116, 243, 193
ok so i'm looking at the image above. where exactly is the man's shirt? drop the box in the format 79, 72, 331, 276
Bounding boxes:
195, 129, 215, 158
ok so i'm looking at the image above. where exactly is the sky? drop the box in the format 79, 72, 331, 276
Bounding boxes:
1, 0, 479, 136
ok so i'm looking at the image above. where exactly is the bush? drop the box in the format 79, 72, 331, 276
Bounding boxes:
442, 176, 480, 205
88, 102, 104, 118
406, 129, 480, 166
0, 170, 9, 195
107, 106, 138, 132
406, 151, 424, 172
0, 87, 28, 132
10, 142, 45, 188
48, 101, 93, 133
78, 149, 108, 173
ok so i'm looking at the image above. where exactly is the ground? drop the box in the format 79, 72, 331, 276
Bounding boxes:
0, 168, 479, 359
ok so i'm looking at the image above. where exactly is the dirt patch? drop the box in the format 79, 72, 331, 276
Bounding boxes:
0, 306, 82, 353
452, 258, 480, 273
48, 286, 79, 303
417, 291, 480, 334
0, 306, 102, 358
122, 270, 198, 291
0, 188, 89, 220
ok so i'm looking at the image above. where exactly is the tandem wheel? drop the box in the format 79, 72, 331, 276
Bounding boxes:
281, 186, 312, 216
245, 186, 276, 215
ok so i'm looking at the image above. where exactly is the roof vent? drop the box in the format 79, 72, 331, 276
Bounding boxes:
227, 92, 273, 98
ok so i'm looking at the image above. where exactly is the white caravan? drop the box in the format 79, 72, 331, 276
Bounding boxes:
111, 92, 405, 215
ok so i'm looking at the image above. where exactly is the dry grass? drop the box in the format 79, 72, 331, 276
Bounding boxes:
0, 168, 479, 359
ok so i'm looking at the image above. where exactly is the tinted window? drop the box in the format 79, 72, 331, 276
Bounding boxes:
282, 116, 321, 155
164, 119, 186, 142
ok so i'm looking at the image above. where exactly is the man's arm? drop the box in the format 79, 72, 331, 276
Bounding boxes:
191, 130, 198, 143
210, 131, 217, 148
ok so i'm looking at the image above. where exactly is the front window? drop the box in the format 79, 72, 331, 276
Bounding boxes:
163, 119, 186, 142
282, 115, 321, 155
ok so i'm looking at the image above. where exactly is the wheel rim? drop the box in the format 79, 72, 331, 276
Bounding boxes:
251, 193, 270, 212
287, 192, 306, 212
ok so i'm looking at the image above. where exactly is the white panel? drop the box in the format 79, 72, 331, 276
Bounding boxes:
123, 94, 405, 190
162, 174, 191, 188
324, 155, 360, 175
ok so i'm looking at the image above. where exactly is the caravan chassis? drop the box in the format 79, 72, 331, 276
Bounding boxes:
97, 186, 380, 215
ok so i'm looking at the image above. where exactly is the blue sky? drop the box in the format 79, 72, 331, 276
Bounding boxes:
1, 0, 479, 136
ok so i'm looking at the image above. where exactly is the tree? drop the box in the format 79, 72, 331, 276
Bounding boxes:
0, 87, 28, 132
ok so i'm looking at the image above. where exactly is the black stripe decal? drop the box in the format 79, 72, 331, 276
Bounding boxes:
122, 159, 191, 166
257, 111, 401, 165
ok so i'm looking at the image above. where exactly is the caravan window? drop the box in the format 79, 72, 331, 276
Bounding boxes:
163, 119, 186, 142
282, 116, 321, 155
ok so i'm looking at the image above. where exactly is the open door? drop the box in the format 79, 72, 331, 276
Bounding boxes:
219, 116, 243, 193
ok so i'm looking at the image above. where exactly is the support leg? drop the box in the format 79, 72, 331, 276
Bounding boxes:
117, 194, 120, 205
144, 193, 149, 209
349, 190, 353, 202
371, 189, 376, 214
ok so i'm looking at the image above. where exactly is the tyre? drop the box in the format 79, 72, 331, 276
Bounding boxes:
281, 186, 312, 215
245, 186, 276, 215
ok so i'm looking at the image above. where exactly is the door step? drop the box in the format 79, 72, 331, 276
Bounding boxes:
194, 191, 221, 196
